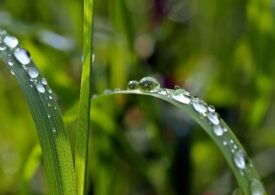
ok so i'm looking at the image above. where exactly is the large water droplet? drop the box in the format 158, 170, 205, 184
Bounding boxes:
3, 35, 18, 48
139, 76, 160, 92
207, 112, 220, 125
250, 178, 265, 195
14, 48, 31, 65
36, 82, 45, 93
213, 125, 223, 136
172, 89, 191, 104
233, 150, 246, 169
192, 98, 207, 115
127, 80, 139, 90
27, 67, 39, 78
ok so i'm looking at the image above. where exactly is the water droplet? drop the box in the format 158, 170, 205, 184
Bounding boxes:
14, 48, 31, 65
10, 70, 15, 75
54, 107, 57, 110
233, 150, 246, 169
172, 89, 191, 104
27, 67, 39, 78
223, 141, 227, 145
223, 127, 228, 132
49, 95, 53, 100
52, 128, 56, 133
36, 82, 45, 93
103, 89, 112, 94
47, 114, 51, 118
48, 103, 51, 107
0, 30, 7, 37
8, 59, 14, 66
139, 76, 160, 92
42, 78, 48, 85
208, 105, 215, 112
48, 89, 52, 94
230, 140, 234, 144
213, 125, 224, 136
233, 145, 238, 149
157, 88, 169, 96
0, 43, 6, 51
207, 112, 220, 125
30, 84, 33, 88
127, 80, 139, 90
3, 35, 18, 48
192, 98, 208, 115
250, 179, 265, 195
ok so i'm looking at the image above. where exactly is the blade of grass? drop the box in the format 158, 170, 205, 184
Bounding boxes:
0, 30, 76, 194
75, 0, 94, 194
91, 85, 266, 195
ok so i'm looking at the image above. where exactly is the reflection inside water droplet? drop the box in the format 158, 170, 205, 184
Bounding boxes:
127, 80, 139, 90
139, 76, 160, 92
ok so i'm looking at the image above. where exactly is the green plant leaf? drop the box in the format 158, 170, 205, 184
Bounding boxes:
91, 77, 266, 195
75, 0, 94, 194
0, 30, 76, 194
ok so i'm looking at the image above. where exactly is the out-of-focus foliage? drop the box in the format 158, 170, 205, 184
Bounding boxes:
0, 0, 275, 194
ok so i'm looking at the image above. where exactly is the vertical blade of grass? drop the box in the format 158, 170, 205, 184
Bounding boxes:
0, 31, 77, 194
75, 0, 94, 194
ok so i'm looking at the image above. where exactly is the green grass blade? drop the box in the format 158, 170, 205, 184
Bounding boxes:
0, 30, 76, 194
75, 0, 94, 194
91, 78, 266, 195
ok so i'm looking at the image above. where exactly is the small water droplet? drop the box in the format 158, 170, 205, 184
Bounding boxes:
233, 150, 246, 169
0, 43, 6, 51
54, 107, 57, 110
127, 80, 139, 90
52, 128, 56, 133
14, 48, 31, 65
172, 89, 191, 104
49, 95, 53, 100
27, 67, 39, 78
230, 140, 234, 144
10, 70, 15, 75
8, 59, 14, 66
30, 84, 33, 88
250, 178, 265, 195
208, 105, 215, 112
192, 98, 208, 115
157, 88, 169, 95
48, 103, 51, 107
223, 141, 227, 145
3, 35, 18, 48
233, 145, 238, 149
139, 76, 160, 92
103, 89, 112, 94
0, 30, 7, 37
213, 125, 223, 136
47, 114, 51, 118
42, 78, 48, 85
48, 89, 52, 94
223, 127, 228, 132
231, 149, 235, 153
207, 112, 220, 125
36, 82, 45, 93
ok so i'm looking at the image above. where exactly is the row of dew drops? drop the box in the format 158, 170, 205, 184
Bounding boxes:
99, 76, 264, 195
0, 30, 57, 133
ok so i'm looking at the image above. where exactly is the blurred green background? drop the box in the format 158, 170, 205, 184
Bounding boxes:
1, 0, 275, 194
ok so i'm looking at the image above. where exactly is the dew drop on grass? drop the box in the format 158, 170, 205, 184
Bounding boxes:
52, 128, 56, 133
139, 76, 160, 92
223, 141, 227, 145
250, 178, 265, 195
157, 88, 169, 96
42, 78, 48, 85
10, 70, 15, 75
172, 89, 191, 104
213, 125, 223, 136
49, 95, 53, 100
127, 80, 139, 90
27, 67, 39, 78
192, 98, 208, 115
0, 43, 6, 51
8, 59, 14, 66
36, 82, 45, 93
3, 35, 18, 48
47, 114, 51, 118
14, 48, 31, 65
48, 89, 52, 94
207, 112, 220, 125
233, 150, 246, 169
208, 105, 215, 112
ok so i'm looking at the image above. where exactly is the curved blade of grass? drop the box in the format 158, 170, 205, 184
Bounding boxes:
0, 30, 76, 194
91, 86, 266, 195
75, 0, 94, 194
